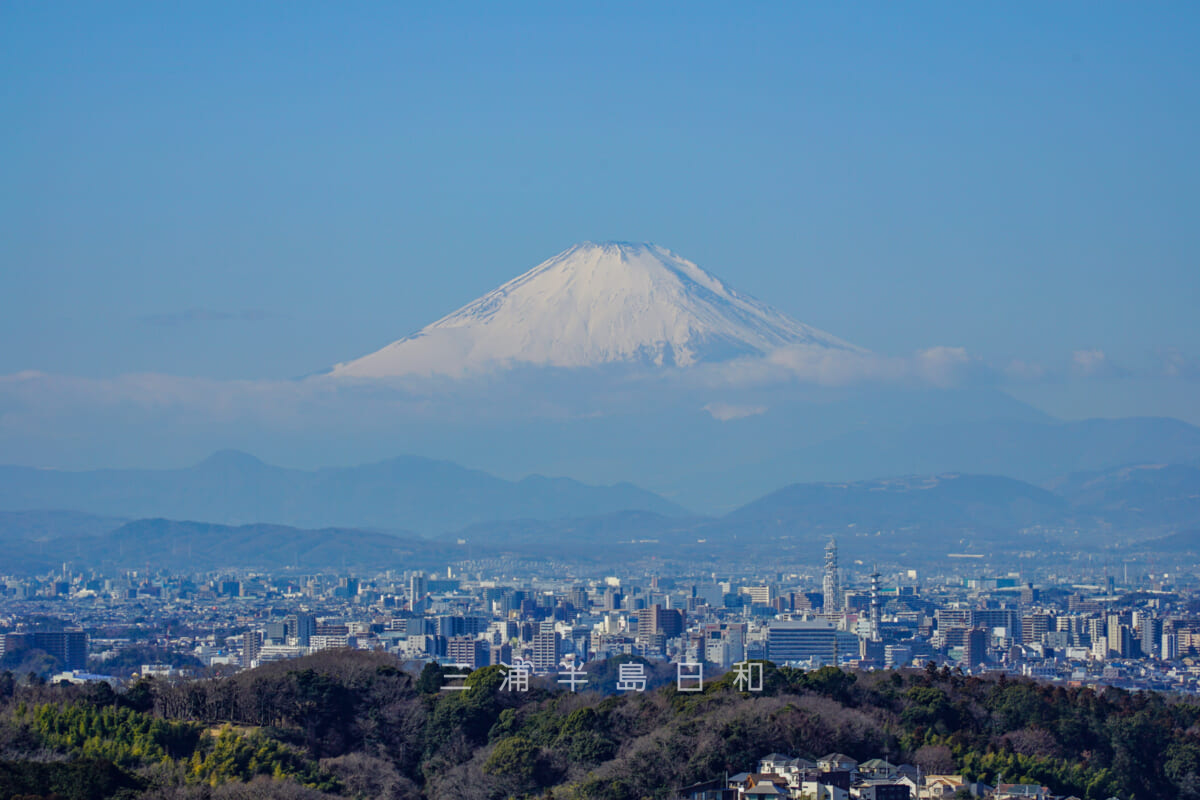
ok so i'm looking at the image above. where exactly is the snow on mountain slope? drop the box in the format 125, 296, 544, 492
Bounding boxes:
330, 241, 862, 378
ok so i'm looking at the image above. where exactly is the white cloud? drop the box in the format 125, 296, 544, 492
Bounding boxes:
914, 347, 972, 388
1069, 348, 1131, 379
702, 402, 767, 421
682, 343, 980, 390
1160, 348, 1200, 379
1072, 348, 1109, 376
1003, 359, 1048, 381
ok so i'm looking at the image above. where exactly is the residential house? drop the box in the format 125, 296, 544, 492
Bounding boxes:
759, 754, 795, 775
798, 781, 850, 800
919, 775, 972, 799
680, 779, 736, 800
993, 785, 1050, 800
857, 760, 898, 780
744, 784, 787, 800
757, 755, 819, 791
851, 781, 911, 800
818, 754, 859, 776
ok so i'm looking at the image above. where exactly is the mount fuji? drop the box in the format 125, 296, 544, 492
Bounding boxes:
330, 241, 861, 378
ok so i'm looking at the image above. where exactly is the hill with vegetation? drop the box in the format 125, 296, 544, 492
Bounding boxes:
0, 651, 1198, 799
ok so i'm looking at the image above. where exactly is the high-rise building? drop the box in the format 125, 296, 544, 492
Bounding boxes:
437, 616, 465, 639
768, 621, 838, 666
409, 573, 427, 610
490, 643, 513, 667
868, 568, 882, 642
36, 630, 88, 671
1140, 617, 1163, 659
243, 630, 262, 668
972, 609, 1021, 638
884, 645, 912, 668
936, 608, 972, 630
1163, 631, 1179, 661
744, 585, 773, 606
823, 539, 841, 613
1021, 614, 1051, 647
963, 627, 988, 668
264, 622, 287, 643
1107, 614, 1130, 658
531, 632, 561, 673
447, 636, 488, 669
636, 605, 685, 640
284, 613, 316, 646
568, 587, 589, 611
3, 631, 89, 672
603, 587, 621, 611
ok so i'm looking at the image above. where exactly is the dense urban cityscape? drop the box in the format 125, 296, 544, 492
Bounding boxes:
3, 540, 1198, 798
4, 538, 1196, 694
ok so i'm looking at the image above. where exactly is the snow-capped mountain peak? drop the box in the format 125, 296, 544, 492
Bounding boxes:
329, 241, 860, 378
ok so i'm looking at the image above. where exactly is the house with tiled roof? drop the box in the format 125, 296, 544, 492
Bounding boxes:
743, 783, 786, 799
819, 753, 860, 774
920, 774, 966, 798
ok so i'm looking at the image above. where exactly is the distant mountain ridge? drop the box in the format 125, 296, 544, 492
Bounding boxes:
0, 460, 1197, 572
7, 518, 459, 573
0, 450, 686, 534
1050, 462, 1200, 529
724, 473, 1069, 534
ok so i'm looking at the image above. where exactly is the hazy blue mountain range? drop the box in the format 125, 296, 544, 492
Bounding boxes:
1, 459, 1197, 573
0, 510, 127, 541
459, 465, 1200, 561
8, 518, 461, 574
1136, 529, 1200, 554
722, 473, 1069, 534
1049, 463, 1200, 528
759, 416, 1200, 490
0, 450, 685, 534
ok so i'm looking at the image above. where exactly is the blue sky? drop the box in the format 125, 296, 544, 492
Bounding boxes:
2, 3, 1198, 447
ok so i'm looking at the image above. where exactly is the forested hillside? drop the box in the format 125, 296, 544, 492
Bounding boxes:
0, 651, 1197, 799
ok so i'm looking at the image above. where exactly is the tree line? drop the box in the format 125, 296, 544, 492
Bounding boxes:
0, 653, 1197, 799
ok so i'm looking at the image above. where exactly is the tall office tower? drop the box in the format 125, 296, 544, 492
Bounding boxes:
1163, 630, 1179, 661
767, 620, 839, 666
1107, 614, 1128, 657
409, 573, 427, 610
447, 636, 488, 669
963, 627, 988, 669
823, 539, 841, 613
636, 605, 685, 639
568, 587, 589, 611
869, 567, 882, 642
243, 630, 263, 668
1140, 616, 1163, 659
531, 632, 561, 673
284, 613, 316, 646
1021, 614, 1052, 647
